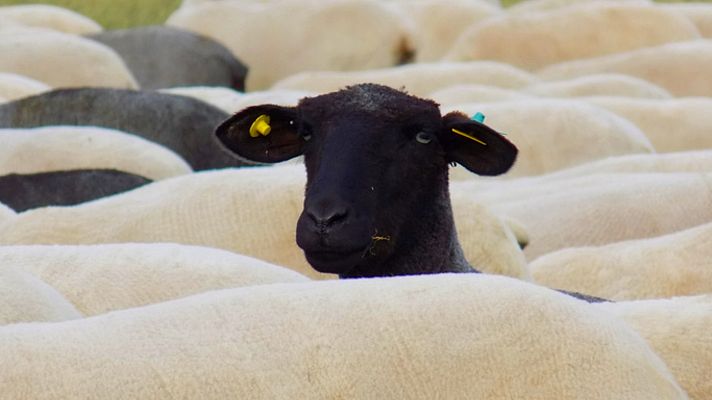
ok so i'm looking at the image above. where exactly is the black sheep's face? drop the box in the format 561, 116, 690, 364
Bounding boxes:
215, 84, 517, 276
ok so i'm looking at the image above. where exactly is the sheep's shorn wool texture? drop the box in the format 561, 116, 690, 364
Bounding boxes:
0, 4, 102, 35
445, 3, 699, 70
583, 97, 712, 152
271, 61, 537, 96
0, 126, 192, 180
661, 3, 712, 38
394, 0, 500, 62
0, 243, 309, 316
596, 295, 712, 400
0, 72, 50, 102
0, 274, 689, 399
0, 30, 137, 89
167, 0, 416, 90
444, 100, 654, 177
529, 221, 712, 301
429, 84, 532, 106
538, 40, 712, 96
0, 165, 529, 280
160, 86, 312, 114
478, 172, 712, 259
523, 74, 671, 99
0, 266, 82, 325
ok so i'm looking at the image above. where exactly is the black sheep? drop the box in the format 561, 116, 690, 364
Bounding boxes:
0, 169, 151, 212
216, 83, 517, 278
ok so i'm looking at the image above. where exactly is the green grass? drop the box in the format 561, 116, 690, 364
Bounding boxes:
0, 0, 711, 29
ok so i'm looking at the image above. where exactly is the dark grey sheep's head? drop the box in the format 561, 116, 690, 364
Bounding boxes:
216, 83, 517, 277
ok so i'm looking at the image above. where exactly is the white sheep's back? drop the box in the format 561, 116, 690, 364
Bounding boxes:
538, 40, 712, 97
582, 96, 712, 152
0, 266, 82, 325
0, 4, 102, 35
0, 243, 309, 316
661, 3, 712, 38
487, 172, 712, 259
443, 99, 654, 177
0, 274, 688, 399
595, 295, 712, 400
167, 0, 416, 90
445, 3, 699, 70
0, 72, 51, 102
0, 126, 192, 180
529, 221, 712, 300
0, 30, 137, 89
271, 61, 538, 96
524, 73, 671, 99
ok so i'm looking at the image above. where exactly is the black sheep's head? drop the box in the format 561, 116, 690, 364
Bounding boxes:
215, 84, 517, 277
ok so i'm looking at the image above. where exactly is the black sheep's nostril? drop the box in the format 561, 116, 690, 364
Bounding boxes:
307, 206, 348, 229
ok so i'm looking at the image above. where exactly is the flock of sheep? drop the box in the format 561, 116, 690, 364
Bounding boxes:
1, 0, 711, 398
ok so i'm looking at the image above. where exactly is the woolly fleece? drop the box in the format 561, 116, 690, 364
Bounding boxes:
583, 96, 712, 152
167, 0, 416, 90
0, 126, 192, 180
0, 4, 101, 35
0, 72, 50, 101
0, 274, 688, 399
596, 295, 712, 400
530, 221, 712, 300
538, 40, 712, 96
0, 243, 309, 316
272, 61, 537, 96
0, 266, 82, 325
445, 3, 699, 70
0, 30, 137, 89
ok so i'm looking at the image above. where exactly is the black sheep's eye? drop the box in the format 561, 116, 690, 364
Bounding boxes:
415, 131, 433, 144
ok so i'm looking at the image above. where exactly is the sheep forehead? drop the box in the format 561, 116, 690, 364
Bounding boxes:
299, 83, 440, 120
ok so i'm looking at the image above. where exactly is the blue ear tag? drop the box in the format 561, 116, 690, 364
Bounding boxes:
471, 112, 486, 123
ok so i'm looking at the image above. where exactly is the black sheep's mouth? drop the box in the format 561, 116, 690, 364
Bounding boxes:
303, 246, 369, 275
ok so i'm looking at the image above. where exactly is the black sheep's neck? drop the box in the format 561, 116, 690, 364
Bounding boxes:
341, 181, 474, 278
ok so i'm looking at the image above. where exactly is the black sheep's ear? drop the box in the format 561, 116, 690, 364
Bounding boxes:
215, 104, 303, 164
439, 111, 517, 176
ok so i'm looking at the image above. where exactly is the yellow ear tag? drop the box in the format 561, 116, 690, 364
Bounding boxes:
451, 128, 487, 146
249, 114, 271, 138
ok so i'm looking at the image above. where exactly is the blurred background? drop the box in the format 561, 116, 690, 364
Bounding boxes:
0, 0, 706, 29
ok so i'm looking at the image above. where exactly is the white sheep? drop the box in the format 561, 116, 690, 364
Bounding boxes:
493, 150, 712, 183
445, 3, 699, 70
507, 0, 651, 14
393, 0, 501, 62
0, 4, 101, 35
0, 243, 309, 316
443, 99, 654, 177
529, 221, 712, 300
429, 84, 532, 106
0, 30, 137, 89
0, 126, 192, 180
272, 61, 538, 96
160, 86, 312, 114
523, 74, 671, 99
0, 165, 529, 280
485, 172, 712, 259
0, 72, 50, 101
595, 295, 712, 400
0, 274, 688, 399
167, 0, 416, 90
661, 2, 712, 38
0, 266, 82, 325
538, 40, 712, 97
582, 96, 712, 152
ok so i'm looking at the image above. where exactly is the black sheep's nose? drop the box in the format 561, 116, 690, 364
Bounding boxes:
307, 204, 349, 229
